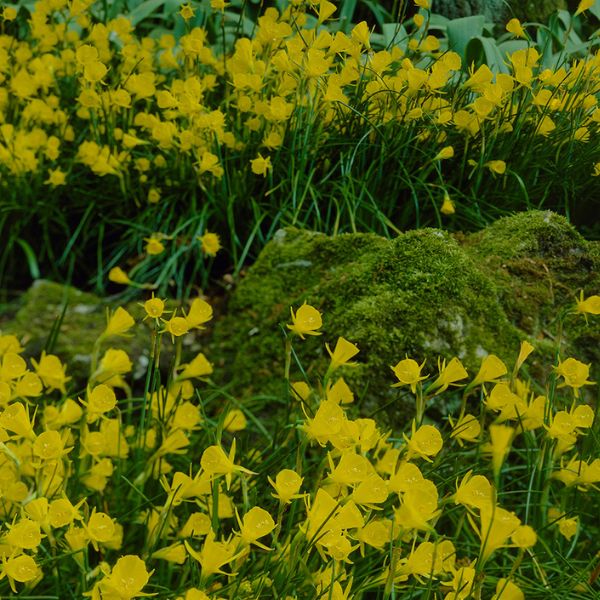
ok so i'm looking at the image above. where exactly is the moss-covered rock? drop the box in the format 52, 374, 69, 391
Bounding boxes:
462, 211, 600, 369
212, 211, 599, 424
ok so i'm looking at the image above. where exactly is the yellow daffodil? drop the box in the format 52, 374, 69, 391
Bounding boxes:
287, 302, 323, 339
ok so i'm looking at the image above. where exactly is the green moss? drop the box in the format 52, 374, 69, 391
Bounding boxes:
462, 211, 600, 368
213, 227, 522, 425
213, 212, 599, 425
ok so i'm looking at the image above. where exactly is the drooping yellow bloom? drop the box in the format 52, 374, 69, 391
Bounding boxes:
201, 439, 256, 489
506, 18, 526, 39
268, 469, 303, 504
575, 290, 600, 321
108, 266, 132, 285
250, 153, 272, 176
575, 0, 595, 16
143, 295, 166, 320
103, 307, 135, 338
223, 408, 247, 432
238, 506, 276, 548
31, 352, 70, 392
391, 358, 427, 393
198, 232, 221, 256
144, 235, 165, 256
162, 313, 190, 340
485, 160, 507, 175
404, 422, 443, 461
185, 531, 242, 577
179, 3, 195, 20
454, 471, 494, 509
430, 357, 468, 393
477, 503, 521, 561
287, 303, 323, 339
554, 357, 594, 396
470, 354, 507, 388
185, 298, 213, 329
326, 337, 359, 370
514, 340, 534, 374
99, 555, 153, 599
491, 579, 525, 600
440, 193, 455, 215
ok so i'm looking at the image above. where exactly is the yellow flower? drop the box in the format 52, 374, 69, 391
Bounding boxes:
575, 0, 595, 16
514, 340, 534, 374
185, 298, 213, 329
179, 3, 195, 20
198, 231, 221, 256
454, 471, 493, 509
449, 413, 481, 445
2, 6, 17, 20
33, 430, 70, 460
317, 0, 336, 24
238, 506, 276, 548
144, 235, 165, 256
430, 357, 468, 393
268, 469, 303, 504
108, 266, 132, 285
250, 153, 272, 176
287, 302, 323, 339
485, 424, 514, 478
477, 504, 521, 561
223, 408, 247, 432
148, 188, 161, 203
391, 358, 427, 393
178, 352, 213, 379
31, 352, 70, 393
404, 422, 443, 461
326, 337, 359, 370
557, 516, 578, 540
3, 554, 41, 591
469, 354, 508, 388
4, 519, 44, 549
575, 290, 600, 321
201, 439, 255, 489
511, 524, 537, 548
185, 531, 242, 578
162, 312, 190, 341
435, 146, 454, 160
103, 307, 135, 338
440, 193, 455, 215
86, 510, 115, 545
414, 0, 430, 8
506, 18, 526, 38
45, 169, 67, 187
491, 579, 525, 600
210, 0, 228, 10
143, 295, 166, 320
554, 357, 594, 396
102, 555, 153, 599
485, 160, 507, 175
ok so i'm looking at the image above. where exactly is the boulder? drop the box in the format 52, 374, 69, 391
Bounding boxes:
212, 211, 599, 423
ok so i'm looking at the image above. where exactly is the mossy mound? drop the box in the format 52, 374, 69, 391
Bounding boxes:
212, 211, 599, 423
462, 210, 600, 368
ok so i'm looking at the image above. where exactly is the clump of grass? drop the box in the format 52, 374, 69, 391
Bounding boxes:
0, 287, 598, 598
0, 0, 599, 293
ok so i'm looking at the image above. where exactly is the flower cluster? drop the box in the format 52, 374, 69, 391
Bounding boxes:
0, 297, 598, 597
